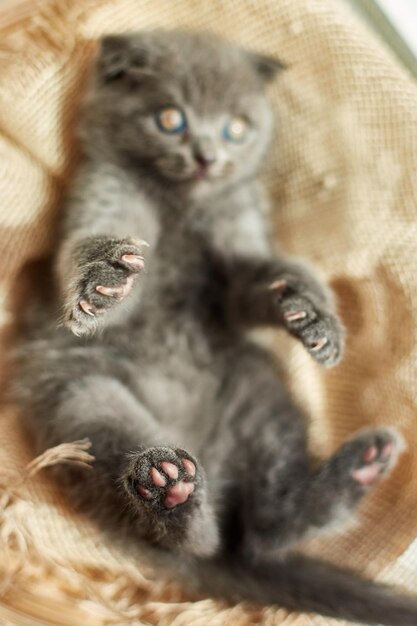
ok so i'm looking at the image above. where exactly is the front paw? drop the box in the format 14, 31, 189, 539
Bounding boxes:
63, 236, 147, 336
270, 277, 344, 367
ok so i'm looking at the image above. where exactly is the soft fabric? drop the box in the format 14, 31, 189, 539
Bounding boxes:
1, 0, 417, 624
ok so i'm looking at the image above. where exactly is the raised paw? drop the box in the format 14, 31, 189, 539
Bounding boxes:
270, 276, 344, 367
64, 236, 147, 336
348, 428, 406, 487
325, 427, 406, 501
124, 446, 200, 513
313, 427, 406, 526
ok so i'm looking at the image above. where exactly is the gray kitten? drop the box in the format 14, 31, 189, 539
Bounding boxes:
15, 31, 417, 625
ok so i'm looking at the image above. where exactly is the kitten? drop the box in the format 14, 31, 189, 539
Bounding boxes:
15, 30, 417, 625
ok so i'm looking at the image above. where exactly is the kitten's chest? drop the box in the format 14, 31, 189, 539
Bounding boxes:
131, 230, 224, 432
144, 226, 226, 323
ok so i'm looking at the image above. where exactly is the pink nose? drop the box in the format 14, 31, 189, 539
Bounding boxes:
194, 152, 216, 168
193, 137, 217, 167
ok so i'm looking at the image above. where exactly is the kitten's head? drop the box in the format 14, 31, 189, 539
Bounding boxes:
84, 31, 283, 199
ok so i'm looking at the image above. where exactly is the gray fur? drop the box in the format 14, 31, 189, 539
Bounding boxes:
15, 30, 416, 625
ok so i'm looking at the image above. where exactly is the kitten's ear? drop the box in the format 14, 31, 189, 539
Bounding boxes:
98, 35, 131, 81
250, 53, 286, 82
98, 35, 151, 82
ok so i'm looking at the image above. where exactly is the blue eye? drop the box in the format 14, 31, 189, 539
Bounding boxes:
156, 107, 187, 134
223, 116, 249, 143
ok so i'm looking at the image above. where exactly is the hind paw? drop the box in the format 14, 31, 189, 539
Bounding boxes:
349, 428, 406, 487
326, 427, 406, 498
125, 447, 199, 511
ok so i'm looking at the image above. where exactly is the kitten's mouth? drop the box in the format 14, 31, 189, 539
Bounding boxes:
194, 164, 210, 181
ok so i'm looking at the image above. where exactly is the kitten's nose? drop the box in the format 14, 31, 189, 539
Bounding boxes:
193, 137, 217, 167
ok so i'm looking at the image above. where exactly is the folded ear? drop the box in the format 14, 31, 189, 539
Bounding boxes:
250, 52, 286, 82
97, 34, 151, 81
97, 35, 131, 80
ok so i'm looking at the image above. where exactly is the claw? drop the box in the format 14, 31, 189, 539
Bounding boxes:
121, 254, 145, 270
310, 337, 328, 352
96, 285, 125, 297
268, 279, 287, 292
284, 310, 307, 322
79, 300, 95, 316
96, 275, 134, 299
329, 347, 339, 361
130, 237, 150, 248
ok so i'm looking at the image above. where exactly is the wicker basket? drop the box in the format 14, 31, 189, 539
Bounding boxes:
1, 0, 417, 624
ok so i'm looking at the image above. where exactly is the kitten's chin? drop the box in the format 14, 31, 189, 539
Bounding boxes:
154, 169, 209, 193
188, 178, 228, 201
156, 167, 231, 200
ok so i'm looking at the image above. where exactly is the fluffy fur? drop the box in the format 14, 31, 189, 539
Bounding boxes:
15, 31, 417, 625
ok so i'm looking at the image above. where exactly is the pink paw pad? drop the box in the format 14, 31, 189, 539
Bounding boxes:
350, 434, 402, 487
132, 448, 198, 510
151, 467, 166, 487
137, 485, 152, 499
352, 464, 381, 486
182, 459, 196, 476
164, 481, 195, 509
161, 461, 179, 479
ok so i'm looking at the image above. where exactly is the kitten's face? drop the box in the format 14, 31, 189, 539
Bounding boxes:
85, 31, 282, 200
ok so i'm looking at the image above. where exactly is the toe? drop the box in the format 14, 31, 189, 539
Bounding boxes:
182, 459, 196, 476
137, 485, 153, 499
161, 461, 179, 480
381, 442, 393, 461
363, 445, 378, 463
151, 467, 167, 487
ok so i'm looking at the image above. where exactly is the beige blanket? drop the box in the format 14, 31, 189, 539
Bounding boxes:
1, 0, 417, 623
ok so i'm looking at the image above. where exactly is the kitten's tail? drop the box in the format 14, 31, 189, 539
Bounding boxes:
179, 553, 417, 626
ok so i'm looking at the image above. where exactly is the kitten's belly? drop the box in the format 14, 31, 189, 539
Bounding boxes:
132, 321, 220, 452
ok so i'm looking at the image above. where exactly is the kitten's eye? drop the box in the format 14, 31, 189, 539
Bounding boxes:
156, 107, 187, 134
223, 116, 249, 143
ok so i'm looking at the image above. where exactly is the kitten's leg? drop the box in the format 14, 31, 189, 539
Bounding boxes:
226, 257, 344, 367
122, 445, 218, 555
216, 347, 404, 559
57, 236, 147, 336
245, 424, 405, 559
213, 345, 311, 555
25, 367, 218, 556
305, 426, 406, 529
